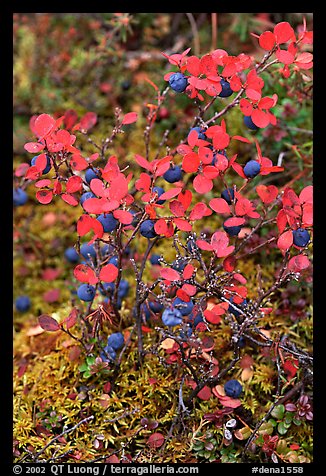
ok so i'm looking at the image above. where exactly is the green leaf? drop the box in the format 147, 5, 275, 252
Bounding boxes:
277, 421, 288, 435
271, 404, 285, 420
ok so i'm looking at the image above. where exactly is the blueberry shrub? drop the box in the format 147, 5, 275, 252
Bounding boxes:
13, 13, 313, 464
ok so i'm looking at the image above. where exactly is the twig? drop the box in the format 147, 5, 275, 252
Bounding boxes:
185, 13, 200, 56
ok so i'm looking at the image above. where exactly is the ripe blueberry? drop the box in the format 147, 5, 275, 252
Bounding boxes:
153, 186, 165, 205
31, 154, 51, 174
13, 188, 28, 207
77, 284, 96, 301
109, 255, 118, 266
228, 297, 248, 317
218, 79, 233, 98
293, 228, 310, 247
150, 254, 161, 265
97, 213, 118, 233
172, 257, 187, 272
107, 332, 125, 350
64, 247, 79, 263
221, 187, 235, 205
15, 295, 31, 312
244, 115, 259, 130
168, 72, 188, 93
223, 222, 242, 237
149, 300, 164, 313
80, 243, 96, 260
163, 165, 182, 183
173, 297, 194, 316
224, 379, 243, 398
162, 308, 183, 327
85, 168, 100, 184
101, 345, 117, 362
140, 220, 157, 239
244, 160, 261, 178
189, 126, 206, 140
80, 192, 96, 206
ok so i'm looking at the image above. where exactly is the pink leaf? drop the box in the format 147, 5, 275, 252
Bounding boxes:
122, 112, 138, 125
209, 198, 231, 214
74, 264, 98, 285
99, 264, 119, 283
38, 315, 60, 332
160, 268, 181, 281
277, 230, 293, 251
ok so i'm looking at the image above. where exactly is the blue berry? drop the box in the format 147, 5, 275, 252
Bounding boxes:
228, 297, 248, 318
149, 300, 164, 313
187, 238, 198, 254
173, 297, 194, 316
13, 188, 28, 207
140, 220, 157, 239
77, 284, 96, 302
97, 213, 118, 233
172, 257, 187, 272
85, 168, 100, 184
150, 254, 161, 265
179, 325, 193, 338
188, 312, 204, 328
162, 308, 183, 327
31, 154, 51, 174
107, 332, 125, 351
15, 295, 31, 312
140, 303, 151, 320
221, 187, 235, 205
80, 192, 96, 206
223, 222, 242, 237
244, 115, 259, 130
218, 79, 233, 98
101, 244, 114, 257
108, 255, 118, 266
64, 247, 79, 263
163, 165, 182, 183
80, 243, 96, 260
118, 279, 130, 298
100, 345, 117, 362
212, 149, 228, 166
168, 72, 188, 93
292, 228, 310, 247
100, 282, 114, 296
244, 160, 261, 178
153, 186, 166, 205
189, 127, 206, 140
224, 379, 243, 398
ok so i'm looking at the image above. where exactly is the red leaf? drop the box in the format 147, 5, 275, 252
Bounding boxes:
63, 109, 78, 130
251, 109, 270, 128
154, 219, 168, 235
288, 255, 310, 273
202, 165, 219, 179
209, 198, 231, 214
122, 112, 138, 125
35, 179, 51, 188
147, 433, 165, 449
34, 114, 56, 138
74, 264, 98, 285
24, 142, 45, 153
223, 256, 237, 272
15, 163, 30, 177
231, 162, 246, 179
246, 88, 261, 102
169, 200, 185, 217
70, 154, 89, 171
193, 174, 213, 194
61, 193, 79, 206
82, 198, 108, 214
178, 190, 192, 210
259, 31, 276, 50
77, 215, 104, 239
64, 308, 78, 330
256, 184, 278, 204
159, 187, 182, 201
173, 218, 192, 231
196, 240, 213, 251
189, 202, 212, 221
38, 314, 60, 332
275, 49, 295, 65
188, 129, 200, 148
224, 217, 245, 227
182, 152, 200, 173
113, 209, 133, 224
36, 189, 53, 204
240, 98, 253, 116
80, 112, 97, 130
43, 289, 61, 303
277, 230, 293, 251
186, 56, 201, 76
232, 135, 252, 144
212, 130, 230, 150
197, 385, 212, 401
160, 268, 181, 281
274, 22, 295, 44
66, 175, 83, 193
299, 185, 313, 205
99, 264, 119, 283
109, 174, 129, 201
181, 283, 197, 296
183, 264, 195, 279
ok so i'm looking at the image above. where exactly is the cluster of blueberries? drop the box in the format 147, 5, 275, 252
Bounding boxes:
100, 331, 125, 362
168, 72, 259, 130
